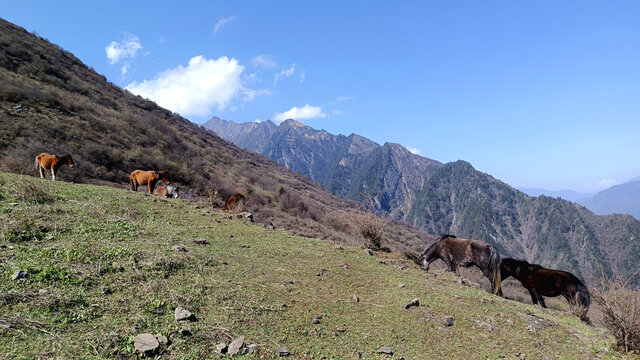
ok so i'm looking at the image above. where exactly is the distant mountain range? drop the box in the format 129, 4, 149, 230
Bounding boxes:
518, 188, 593, 203
205, 117, 640, 285
580, 181, 640, 220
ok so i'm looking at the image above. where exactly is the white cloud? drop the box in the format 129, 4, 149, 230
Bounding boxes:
214, 16, 237, 33
332, 110, 344, 115
105, 34, 142, 64
273, 104, 326, 123
251, 54, 276, 69
336, 95, 352, 102
121, 62, 130, 78
274, 64, 296, 86
126, 55, 267, 117
407, 147, 421, 155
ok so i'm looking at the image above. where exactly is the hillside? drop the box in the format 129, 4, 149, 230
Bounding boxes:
0, 17, 434, 255
205, 119, 640, 286
0, 172, 625, 359
580, 181, 640, 220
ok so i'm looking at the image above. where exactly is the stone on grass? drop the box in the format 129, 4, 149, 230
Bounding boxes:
350, 295, 360, 303
228, 336, 245, 356
215, 342, 228, 354
172, 245, 187, 252
312, 315, 322, 324
443, 316, 455, 327
404, 298, 420, 309
193, 239, 209, 245
364, 248, 374, 256
377, 347, 393, 355
174, 306, 193, 321
11, 270, 27, 281
242, 344, 259, 355
133, 333, 160, 355
276, 346, 290, 357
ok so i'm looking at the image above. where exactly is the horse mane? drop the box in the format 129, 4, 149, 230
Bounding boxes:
439, 234, 457, 241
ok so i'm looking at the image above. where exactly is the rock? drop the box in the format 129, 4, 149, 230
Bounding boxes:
312, 315, 322, 324
11, 270, 27, 281
443, 316, 455, 327
364, 248, 374, 256
518, 312, 555, 332
133, 333, 160, 354
237, 212, 254, 223
174, 306, 193, 321
215, 342, 228, 354
266, 222, 275, 230
397, 283, 406, 288
404, 298, 420, 309
172, 245, 187, 252
276, 346, 290, 357
193, 239, 209, 245
179, 324, 192, 336
101, 286, 112, 295
243, 344, 259, 355
377, 347, 393, 355
472, 319, 495, 331
112, 262, 124, 272
333, 245, 343, 250
155, 334, 168, 345
227, 336, 245, 356
350, 295, 360, 303
13, 104, 23, 113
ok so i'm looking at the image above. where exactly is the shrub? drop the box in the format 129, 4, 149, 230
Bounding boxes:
353, 213, 387, 250
594, 276, 640, 352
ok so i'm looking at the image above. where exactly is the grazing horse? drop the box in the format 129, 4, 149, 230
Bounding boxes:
154, 185, 179, 198
224, 193, 245, 212
420, 235, 502, 295
500, 258, 590, 309
130, 170, 169, 194
35, 153, 74, 181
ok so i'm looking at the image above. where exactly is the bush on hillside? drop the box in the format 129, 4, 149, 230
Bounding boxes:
594, 276, 640, 352
353, 213, 387, 251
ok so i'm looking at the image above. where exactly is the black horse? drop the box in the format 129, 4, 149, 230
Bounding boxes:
420, 235, 502, 295
500, 258, 590, 309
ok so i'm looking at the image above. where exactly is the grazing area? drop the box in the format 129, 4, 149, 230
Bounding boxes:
0, 172, 626, 358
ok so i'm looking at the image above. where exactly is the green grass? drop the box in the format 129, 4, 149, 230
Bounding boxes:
0, 172, 626, 359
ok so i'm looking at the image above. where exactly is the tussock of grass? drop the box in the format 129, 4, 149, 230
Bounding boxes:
0, 172, 627, 359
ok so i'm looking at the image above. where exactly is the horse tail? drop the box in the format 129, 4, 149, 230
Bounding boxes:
129, 174, 135, 191
489, 246, 502, 295
34, 156, 40, 171
576, 282, 591, 308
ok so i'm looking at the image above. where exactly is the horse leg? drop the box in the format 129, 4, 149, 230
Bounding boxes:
527, 288, 539, 305
51, 166, 56, 181
443, 258, 456, 272
38, 164, 44, 178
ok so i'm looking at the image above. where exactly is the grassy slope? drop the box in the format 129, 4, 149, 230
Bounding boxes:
0, 172, 624, 359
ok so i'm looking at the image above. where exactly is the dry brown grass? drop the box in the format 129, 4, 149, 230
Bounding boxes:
593, 276, 640, 352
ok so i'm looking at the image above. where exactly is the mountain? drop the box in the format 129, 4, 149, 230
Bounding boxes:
204, 117, 442, 219
580, 181, 640, 220
518, 187, 593, 203
206, 118, 640, 286
0, 17, 432, 254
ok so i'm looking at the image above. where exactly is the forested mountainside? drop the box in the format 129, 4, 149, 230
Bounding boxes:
206, 117, 640, 286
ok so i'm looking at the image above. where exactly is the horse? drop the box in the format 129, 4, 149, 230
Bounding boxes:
500, 258, 591, 309
224, 193, 245, 212
420, 235, 502, 295
154, 185, 179, 198
35, 153, 74, 181
130, 170, 169, 194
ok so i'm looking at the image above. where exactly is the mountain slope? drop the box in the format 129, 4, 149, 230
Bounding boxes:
580, 181, 640, 220
518, 187, 593, 203
205, 120, 640, 286
0, 17, 431, 253
0, 172, 624, 359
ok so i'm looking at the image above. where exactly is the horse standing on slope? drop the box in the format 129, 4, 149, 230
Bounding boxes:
420, 235, 502, 295
130, 170, 170, 194
500, 258, 591, 309
224, 193, 245, 212
35, 153, 74, 181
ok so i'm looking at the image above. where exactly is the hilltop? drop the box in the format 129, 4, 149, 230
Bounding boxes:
0, 172, 624, 359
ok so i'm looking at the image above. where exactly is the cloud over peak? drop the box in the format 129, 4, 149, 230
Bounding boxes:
126, 55, 266, 118
214, 16, 237, 33
273, 104, 326, 123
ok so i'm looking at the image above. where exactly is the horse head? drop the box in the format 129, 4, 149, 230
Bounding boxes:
500, 258, 528, 280
66, 155, 74, 167
419, 242, 439, 271
156, 170, 170, 184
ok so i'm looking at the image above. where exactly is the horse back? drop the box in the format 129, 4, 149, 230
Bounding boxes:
36, 153, 55, 167
130, 170, 155, 185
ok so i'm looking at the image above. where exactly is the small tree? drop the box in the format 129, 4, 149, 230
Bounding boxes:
594, 276, 640, 352
354, 213, 386, 251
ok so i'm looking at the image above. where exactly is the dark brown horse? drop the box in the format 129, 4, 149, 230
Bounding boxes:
35, 153, 74, 181
130, 170, 169, 194
500, 258, 590, 309
420, 235, 502, 295
224, 193, 245, 212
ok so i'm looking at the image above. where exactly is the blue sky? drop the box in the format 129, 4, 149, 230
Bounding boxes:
2, 1, 640, 193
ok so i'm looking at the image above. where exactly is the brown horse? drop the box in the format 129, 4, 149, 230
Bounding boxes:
35, 153, 74, 181
130, 170, 169, 194
500, 258, 591, 309
420, 235, 502, 295
224, 193, 245, 212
